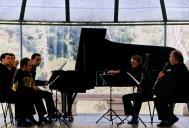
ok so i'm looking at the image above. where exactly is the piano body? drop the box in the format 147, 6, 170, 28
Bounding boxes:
49, 28, 174, 120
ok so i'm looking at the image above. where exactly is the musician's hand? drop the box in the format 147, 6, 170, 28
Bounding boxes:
33, 86, 39, 92
158, 71, 165, 79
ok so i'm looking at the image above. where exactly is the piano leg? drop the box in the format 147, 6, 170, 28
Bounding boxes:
67, 92, 77, 122
49, 91, 69, 126
61, 93, 67, 114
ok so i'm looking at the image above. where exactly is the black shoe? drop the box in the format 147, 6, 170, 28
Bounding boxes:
39, 116, 51, 124
168, 116, 179, 126
28, 116, 39, 125
49, 113, 60, 120
127, 118, 138, 125
67, 115, 74, 122
157, 121, 169, 127
17, 118, 33, 127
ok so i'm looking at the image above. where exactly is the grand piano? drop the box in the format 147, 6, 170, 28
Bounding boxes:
49, 28, 174, 120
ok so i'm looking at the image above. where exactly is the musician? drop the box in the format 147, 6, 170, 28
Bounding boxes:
0, 53, 31, 126
14, 57, 50, 126
9, 53, 19, 69
0, 53, 16, 98
154, 50, 189, 127
107, 55, 153, 125
30, 53, 59, 120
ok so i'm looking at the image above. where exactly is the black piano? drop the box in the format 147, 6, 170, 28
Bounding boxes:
49, 28, 174, 120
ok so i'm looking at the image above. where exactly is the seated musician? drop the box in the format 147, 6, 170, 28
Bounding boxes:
30, 53, 59, 120
0, 53, 18, 99
153, 50, 189, 127
107, 55, 153, 125
13, 57, 52, 126
0, 53, 38, 127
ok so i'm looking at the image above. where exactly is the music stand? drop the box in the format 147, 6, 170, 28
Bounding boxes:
96, 74, 123, 125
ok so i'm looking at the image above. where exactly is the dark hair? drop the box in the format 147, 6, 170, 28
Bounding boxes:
31, 53, 41, 59
0, 53, 10, 61
172, 50, 184, 63
131, 55, 142, 64
20, 57, 30, 68
9, 53, 15, 57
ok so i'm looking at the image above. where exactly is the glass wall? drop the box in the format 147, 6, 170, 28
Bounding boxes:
167, 25, 189, 67
20, 25, 164, 81
0, 25, 21, 60
22, 26, 81, 80
0, 24, 186, 114
106, 26, 164, 46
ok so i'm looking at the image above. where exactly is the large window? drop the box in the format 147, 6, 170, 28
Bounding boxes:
106, 26, 164, 46
21, 25, 164, 81
0, 25, 187, 115
167, 25, 189, 66
0, 25, 21, 60
22, 26, 80, 80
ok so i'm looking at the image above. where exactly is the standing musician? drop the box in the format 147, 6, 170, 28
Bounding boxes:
153, 50, 189, 127
107, 55, 153, 125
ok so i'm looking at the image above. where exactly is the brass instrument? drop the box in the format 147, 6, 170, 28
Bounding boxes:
11, 69, 18, 92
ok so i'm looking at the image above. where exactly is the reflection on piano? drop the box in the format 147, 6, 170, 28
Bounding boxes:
49, 28, 174, 121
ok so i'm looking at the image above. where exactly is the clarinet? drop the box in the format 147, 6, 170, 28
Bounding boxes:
152, 62, 171, 93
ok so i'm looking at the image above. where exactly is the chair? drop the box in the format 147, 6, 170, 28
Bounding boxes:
117, 91, 156, 127
0, 98, 14, 127
142, 96, 156, 124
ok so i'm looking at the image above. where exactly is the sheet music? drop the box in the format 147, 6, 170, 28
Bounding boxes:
48, 75, 61, 87
58, 59, 68, 70
47, 58, 68, 86
126, 72, 140, 85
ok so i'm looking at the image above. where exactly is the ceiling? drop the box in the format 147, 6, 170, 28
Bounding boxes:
0, 0, 189, 25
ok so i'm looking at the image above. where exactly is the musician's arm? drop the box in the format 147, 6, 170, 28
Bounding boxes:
35, 80, 48, 86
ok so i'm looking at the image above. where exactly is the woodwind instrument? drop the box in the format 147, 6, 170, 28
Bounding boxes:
152, 61, 171, 93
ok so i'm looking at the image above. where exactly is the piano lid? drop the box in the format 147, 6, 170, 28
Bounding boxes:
75, 28, 175, 86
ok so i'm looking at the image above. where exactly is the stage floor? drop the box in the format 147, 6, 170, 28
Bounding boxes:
0, 114, 189, 128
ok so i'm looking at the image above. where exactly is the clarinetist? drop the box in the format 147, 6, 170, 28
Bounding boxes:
153, 50, 189, 127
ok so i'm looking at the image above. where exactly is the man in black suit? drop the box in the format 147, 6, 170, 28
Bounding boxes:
14, 57, 50, 126
0, 53, 35, 127
0, 53, 16, 99
154, 50, 189, 127
108, 55, 153, 124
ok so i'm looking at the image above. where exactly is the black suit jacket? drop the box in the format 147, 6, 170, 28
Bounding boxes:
154, 62, 189, 100
0, 63, 16, 99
